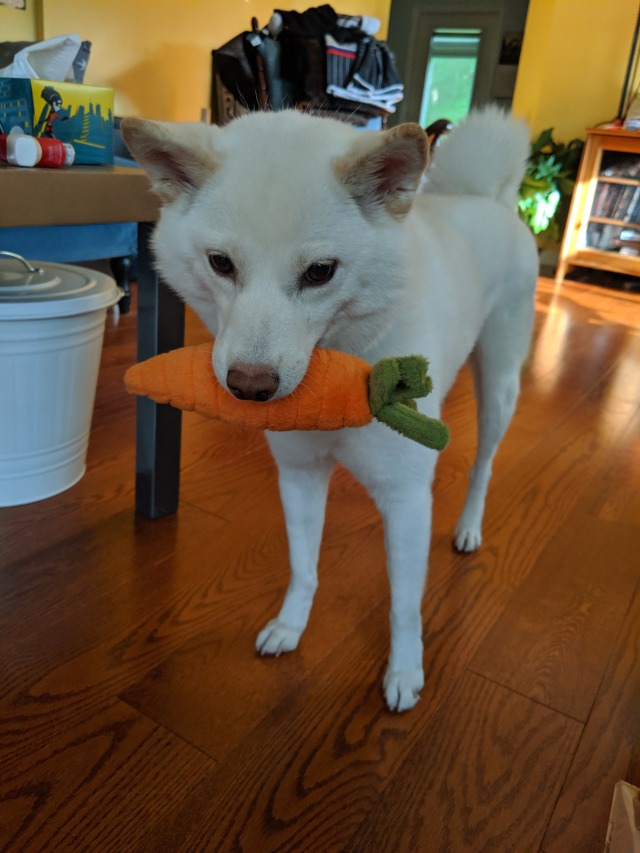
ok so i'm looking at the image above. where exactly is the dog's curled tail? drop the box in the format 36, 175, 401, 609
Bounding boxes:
424, 105, 530, 208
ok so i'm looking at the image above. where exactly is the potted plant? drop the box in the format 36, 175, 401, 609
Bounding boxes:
518, 128, 584, 243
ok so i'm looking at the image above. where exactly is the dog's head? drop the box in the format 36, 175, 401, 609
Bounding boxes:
122, 111, 427, 401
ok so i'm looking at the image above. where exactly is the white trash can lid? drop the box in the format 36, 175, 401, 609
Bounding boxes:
0, 252, 121, 319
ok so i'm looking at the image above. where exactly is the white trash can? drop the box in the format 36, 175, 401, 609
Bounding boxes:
0, 252, 121, 506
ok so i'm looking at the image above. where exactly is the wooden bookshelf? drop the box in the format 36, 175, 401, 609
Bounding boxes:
556, 127, 640, 283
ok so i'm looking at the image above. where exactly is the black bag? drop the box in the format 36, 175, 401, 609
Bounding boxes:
212, 32, 261, 111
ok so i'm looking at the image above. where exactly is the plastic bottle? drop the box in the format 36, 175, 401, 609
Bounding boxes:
0, 128, 75, 168
36, 138, 76, 167
0, 133, 40, 167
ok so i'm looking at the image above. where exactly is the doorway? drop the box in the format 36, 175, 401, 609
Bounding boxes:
401, 8, 504, 126
419, 28, 482, 127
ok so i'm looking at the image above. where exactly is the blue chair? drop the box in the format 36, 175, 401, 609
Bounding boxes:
0, 221, 137, 313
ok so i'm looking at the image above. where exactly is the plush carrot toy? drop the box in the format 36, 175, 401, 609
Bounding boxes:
124, 341, 450, 451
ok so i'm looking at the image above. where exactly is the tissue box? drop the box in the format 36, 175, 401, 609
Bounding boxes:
0, 77, 113, 164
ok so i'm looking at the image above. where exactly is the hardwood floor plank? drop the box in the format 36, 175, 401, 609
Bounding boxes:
0, 503, 275, 756
468, 400, 640, 728
470, 513, 639, 720
443, 280, 639, 442
119, 406, 636, 849
349, 671, 582, 853
542, 579, 640, 853
79, 286, 640, 848
0, 502, 225, 654
0, 280, 638, 851
0, 476, 382, 769
119, 516, 387, 762
434, 281, 640, 540
0, 697, 214, 852
426, 360, 640, 703
139, 663, 581, 853
127, 602, 438, 853
583, 405, 640, 526
179, 434, 280, 519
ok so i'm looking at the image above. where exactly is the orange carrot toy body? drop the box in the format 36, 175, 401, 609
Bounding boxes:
124, 341, 449, 450
125, 341, 373, 431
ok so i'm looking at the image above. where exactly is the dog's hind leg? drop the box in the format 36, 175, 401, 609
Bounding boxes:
256, 448, 334, 656
454, 291, 535, 553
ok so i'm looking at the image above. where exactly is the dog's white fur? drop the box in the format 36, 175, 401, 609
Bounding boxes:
123, 106, 538, 712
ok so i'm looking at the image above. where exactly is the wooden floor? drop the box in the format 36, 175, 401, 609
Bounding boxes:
1, 277, 639, 852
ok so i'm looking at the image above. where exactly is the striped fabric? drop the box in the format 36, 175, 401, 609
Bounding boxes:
325, 36, 357, 89
325, 34, 404, 113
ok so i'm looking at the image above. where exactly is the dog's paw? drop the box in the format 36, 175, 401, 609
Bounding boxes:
453, 523, 482, 553
256, 619, 302, 656
383, 669, 424, 712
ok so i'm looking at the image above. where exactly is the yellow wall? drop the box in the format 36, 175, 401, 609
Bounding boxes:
0, 1, 39, 41
40, 0, 390, 121
513, 0, 640, 140
8, 0, 636, 136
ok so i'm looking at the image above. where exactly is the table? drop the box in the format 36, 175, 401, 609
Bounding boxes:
1, 164, 184, 518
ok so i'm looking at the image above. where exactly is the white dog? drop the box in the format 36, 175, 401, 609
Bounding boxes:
123, 106, 538, 712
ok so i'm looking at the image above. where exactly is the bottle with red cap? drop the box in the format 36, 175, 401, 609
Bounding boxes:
0, 128, 75, 168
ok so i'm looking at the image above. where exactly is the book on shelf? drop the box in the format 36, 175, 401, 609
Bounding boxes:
605, 184, 625, 217
591, 180, 640, 223
592, 182, 609, 216
613, 184, 637, 219
585, 221, 640, 254
599, 223, 617, 250
622, 185, 640, 222
586, 222, 603, 248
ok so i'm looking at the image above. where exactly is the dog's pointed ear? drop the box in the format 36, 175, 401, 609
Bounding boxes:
335, 123, 429, 219
121, 118, 220, 202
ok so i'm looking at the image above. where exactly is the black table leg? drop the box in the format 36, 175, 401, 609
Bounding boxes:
135, 221, 185, 518
110, 255, 133, 314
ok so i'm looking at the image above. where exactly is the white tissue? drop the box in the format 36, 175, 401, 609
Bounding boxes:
0, 34, 82, 82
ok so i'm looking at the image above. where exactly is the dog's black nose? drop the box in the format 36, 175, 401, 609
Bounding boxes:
227, 364, 279, 402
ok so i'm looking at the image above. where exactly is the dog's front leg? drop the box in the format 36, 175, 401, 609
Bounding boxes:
339, 427, 436, 712
375, 484, 433, 712
256, 452, 333, 656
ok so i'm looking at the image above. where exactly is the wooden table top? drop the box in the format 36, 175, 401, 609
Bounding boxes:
0, 164, 160, 228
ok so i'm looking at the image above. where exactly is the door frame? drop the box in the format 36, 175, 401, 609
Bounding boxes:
401, 6, 504, 125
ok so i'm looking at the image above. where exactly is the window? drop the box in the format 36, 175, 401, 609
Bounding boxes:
419, 29, 482, 128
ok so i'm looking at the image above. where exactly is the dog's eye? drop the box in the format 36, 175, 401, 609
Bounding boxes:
303, 261, 337, 286
208, 253, 235, 276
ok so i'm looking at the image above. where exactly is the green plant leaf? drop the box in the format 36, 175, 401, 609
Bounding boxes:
519, 128, 584, 239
